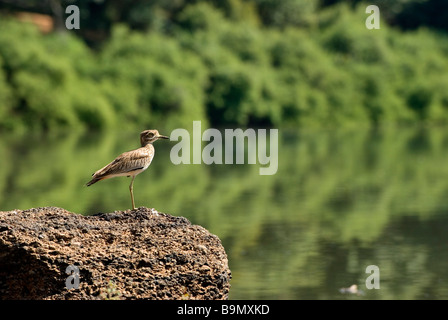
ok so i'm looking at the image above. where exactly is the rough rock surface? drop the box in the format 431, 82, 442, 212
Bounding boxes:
0, 206, 231, 300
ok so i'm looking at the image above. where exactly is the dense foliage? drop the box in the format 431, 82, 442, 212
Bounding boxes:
0, 1, 447, 133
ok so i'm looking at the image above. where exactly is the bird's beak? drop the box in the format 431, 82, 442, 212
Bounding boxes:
157, 135, 169, 140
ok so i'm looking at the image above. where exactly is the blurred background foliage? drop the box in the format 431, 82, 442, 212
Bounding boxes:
1, 1, 448, 299
0, 0, 447, 133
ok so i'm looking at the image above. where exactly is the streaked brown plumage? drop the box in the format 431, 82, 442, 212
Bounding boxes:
86, 129, 169, 210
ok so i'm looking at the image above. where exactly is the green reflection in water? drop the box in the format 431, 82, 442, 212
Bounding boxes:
1, 126, 448, 299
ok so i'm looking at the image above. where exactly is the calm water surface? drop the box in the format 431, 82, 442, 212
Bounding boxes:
1, 126, 448, 299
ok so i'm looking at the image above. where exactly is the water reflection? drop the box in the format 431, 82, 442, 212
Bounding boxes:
1, 126, 448, 299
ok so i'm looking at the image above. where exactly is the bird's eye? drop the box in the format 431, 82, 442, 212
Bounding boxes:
147, 133, 154, 138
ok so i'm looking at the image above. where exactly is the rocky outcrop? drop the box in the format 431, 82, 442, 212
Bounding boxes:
0, 207, 231, 300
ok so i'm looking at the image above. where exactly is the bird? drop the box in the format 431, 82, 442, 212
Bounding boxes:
86, 129, 169, 210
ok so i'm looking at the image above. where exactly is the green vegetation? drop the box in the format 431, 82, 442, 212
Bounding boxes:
0, 1, 448, 133
1, 0, 447, 300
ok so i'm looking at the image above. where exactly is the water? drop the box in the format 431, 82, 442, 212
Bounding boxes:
1, 126, 448, 299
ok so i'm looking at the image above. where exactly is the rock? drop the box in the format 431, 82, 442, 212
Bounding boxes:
0, 206, 231, 300
339, 284, 365, 296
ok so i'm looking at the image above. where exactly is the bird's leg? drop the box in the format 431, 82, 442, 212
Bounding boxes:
129, 176, 136, 210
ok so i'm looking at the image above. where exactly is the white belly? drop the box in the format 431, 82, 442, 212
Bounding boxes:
105, 162, 151, 180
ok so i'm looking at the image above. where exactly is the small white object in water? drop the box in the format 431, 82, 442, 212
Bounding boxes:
339, 284, 365, 296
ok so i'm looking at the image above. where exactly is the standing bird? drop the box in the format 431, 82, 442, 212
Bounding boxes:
86, 129, 169, 210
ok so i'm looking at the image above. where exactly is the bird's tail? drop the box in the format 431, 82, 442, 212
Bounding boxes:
86, 176, 102, 186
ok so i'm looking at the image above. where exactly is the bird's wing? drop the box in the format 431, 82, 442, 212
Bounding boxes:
92, 147, 153, 179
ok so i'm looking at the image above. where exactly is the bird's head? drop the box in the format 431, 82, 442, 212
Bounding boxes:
140, 129, 169, 146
